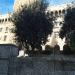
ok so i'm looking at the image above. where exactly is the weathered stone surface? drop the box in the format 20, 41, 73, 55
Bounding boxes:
0, 45, 75, 75
1, 55, 75, 75
7, 56, 75, 75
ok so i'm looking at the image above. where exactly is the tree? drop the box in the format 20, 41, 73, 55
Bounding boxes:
44, 45, 53, 54
60, 6, 75, 50
63, 44, 72, 55
13, 0, 53, 52
54, 45, 60, 54
60, 7, 75, 38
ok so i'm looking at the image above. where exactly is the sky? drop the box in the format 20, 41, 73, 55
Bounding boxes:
0, 0, 72, 14
49, 0, 72, 5
0, 0, 14, 14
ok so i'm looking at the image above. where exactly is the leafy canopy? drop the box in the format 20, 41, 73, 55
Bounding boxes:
13, 0, 53, 50
60, 7, 75, 38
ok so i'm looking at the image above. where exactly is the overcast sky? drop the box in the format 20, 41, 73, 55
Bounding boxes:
0, 0, 72, 14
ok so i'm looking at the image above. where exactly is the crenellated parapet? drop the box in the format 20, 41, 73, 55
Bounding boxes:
0, 13, 12, 23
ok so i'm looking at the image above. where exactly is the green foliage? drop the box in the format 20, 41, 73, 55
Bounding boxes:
60, 7, 75, 38
60, 7, 75, 52
63, 44, 72, 55
70, 32, 75, 51
42, 45, 53, 54
45, 45, 53, 50
13, 0, 53, 51
54, 45, 60, 53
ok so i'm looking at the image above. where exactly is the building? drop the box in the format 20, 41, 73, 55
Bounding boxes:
45, 4, 68, 50
45, 3, 74, 50
0, 13, 15, 44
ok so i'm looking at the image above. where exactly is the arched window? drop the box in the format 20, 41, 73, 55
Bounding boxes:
2, 19, 4, 23
0, 20, 1, 23
5, 18, 7, 22
62, 9, 65, 14
59, 10, 61, 15
55, 11, 58, 16
51, 11, 54, 16
8, 18, 11, 21
47, 12, 50, 16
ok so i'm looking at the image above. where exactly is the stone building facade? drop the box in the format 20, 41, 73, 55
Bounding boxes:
46, 3, 74, 50
0, 13, 15, 44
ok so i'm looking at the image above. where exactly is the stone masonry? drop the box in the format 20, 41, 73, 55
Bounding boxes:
0, 44, 75, 75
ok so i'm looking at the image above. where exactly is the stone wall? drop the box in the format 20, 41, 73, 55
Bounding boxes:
0, 44, 18, 75
0, 44, 75, 75
10, 56, 75, 75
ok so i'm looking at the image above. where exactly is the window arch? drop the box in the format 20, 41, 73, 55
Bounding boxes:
5, 18, 7, 22
55, 11, 58, 16
51, 11, 54, 16
8, 18, 11, 21
62, 9, 65, 14
0, 19, 1, 23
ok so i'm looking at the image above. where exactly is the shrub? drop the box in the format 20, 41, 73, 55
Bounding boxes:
41, 45, 53, 54
63, 44, 72, 55
53, 45, 60, 54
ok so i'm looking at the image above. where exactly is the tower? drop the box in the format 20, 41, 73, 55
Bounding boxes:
13, 0, 36, 12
